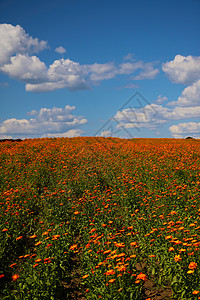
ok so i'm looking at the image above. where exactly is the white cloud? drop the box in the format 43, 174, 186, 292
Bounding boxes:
99, 130, 112, 137
113, 104, 200, 129
0, 24, 159, 92
55, 46, 66, 54
0, 105, 87, 138
123, 53, 135, 61
0, 23, 48, 66
1, 54, 47, 83
41, 129, 83, 138
169, 79, 200, 107
87, 62, 118, 81
132, 63, 159, 80
117, 83, 139, 89
119, 61, 143, 75
162, 55, 200, 85
119, 61, 159, 80
156, 95, 168, 104
169, 122, 200, 137
0, 135, 13, 139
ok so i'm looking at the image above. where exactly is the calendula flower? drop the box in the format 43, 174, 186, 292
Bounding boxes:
130, 242, 137, 246
69, 244, 78, 250
108, 279, 115, 283
188, 262, 197, 269
12, 274, 19, 281
104, 269, 115, 276
29, 234, 37, 239
136, 272, 147, 281
174, 255, 182, 262
192, 290, 199, 295
82, 274, 89, 279
165, 235, 172, 240
35, 241, 42, 246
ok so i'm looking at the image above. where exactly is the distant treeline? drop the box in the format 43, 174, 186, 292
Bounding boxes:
0, 139, 22, 143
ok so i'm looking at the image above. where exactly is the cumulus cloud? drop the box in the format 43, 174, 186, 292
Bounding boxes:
169, 122, 200, 138
26, 58, 89, 92
0, 24, 159, 92
41, 129, 83, 138
113, 104, 200, 129
0, 105, 87, 138
55, 46, 66, 54
162, 55, 200, 85
132, 62, 159, 80
169, 79, 200, 107
156, 95, 168, 104
0, 23, 48, 66
99, 130, 112, 137
1, 54, 47, 83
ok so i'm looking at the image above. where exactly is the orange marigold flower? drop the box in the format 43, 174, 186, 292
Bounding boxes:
12, 274, 19, 281
42, 232, 49, 236
33, 264, 38, 268
135, 280, 140, 284
2, 228, 8, 232
168, 245, 175, 251
188, 262, 197, 269
16, 236, 23, 241
165, 235, 172, 240
118, 253, 125, 258
117, 265, 126, 272
35, 241, 42, 246
114, 242, 125, 248
130, 242, 137, 246
187, 270, 194, 274
192, 290, 199, 295
29, 234, 37, 239
136, 272, 147, 281
10, 263, 17, 268
69, 244, 78, 250
103, 250, 111, 254
82, 274, 89, 279
104, 269, 115, 276
174, 255, 182, 262
0, 274, 4, 279
108, 279, 116, 283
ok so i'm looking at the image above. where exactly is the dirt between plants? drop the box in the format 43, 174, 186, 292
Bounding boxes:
135, 261, 173, 300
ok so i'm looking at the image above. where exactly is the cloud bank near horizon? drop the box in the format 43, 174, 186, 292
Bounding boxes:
0, 105, 87, 139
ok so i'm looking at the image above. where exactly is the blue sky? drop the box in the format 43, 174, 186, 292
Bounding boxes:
0, 0, 200, 139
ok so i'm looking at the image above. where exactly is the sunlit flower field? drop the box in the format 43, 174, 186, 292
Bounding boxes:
0, 137, 200, 299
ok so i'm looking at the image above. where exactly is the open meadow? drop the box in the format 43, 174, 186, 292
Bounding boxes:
0, 137, 200, 299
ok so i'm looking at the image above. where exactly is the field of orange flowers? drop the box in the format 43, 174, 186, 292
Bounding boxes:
0, 137, 200, 299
